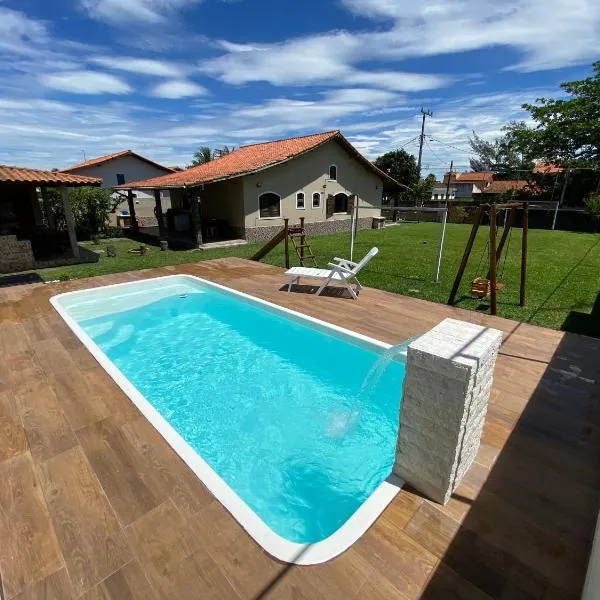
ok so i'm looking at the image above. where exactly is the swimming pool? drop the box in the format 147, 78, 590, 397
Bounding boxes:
51, 275, 407, 564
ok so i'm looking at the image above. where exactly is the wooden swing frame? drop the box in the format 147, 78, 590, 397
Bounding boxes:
447, 202, 528, 316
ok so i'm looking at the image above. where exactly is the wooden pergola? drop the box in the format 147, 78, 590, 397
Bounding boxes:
0, 165, 101, 262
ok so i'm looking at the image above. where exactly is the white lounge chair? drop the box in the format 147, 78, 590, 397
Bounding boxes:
284, 247, 379, 300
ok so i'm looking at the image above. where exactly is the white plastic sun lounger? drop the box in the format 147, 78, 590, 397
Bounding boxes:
284, 247, 379, 300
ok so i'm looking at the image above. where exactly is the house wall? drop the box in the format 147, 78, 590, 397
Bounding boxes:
242, 139, 383, 232
67, 155, 173, 225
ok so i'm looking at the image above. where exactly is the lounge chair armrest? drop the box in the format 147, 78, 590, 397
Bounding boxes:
332, 257, 358, 267
327, 262, 354, 275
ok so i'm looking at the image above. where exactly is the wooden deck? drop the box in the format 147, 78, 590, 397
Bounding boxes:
1, 258, 599, 599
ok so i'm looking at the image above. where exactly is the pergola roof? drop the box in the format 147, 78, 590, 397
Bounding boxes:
115, 130, 400, 190
0, 165, 101, 186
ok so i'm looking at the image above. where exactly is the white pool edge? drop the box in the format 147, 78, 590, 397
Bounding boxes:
50, 274, 404, 565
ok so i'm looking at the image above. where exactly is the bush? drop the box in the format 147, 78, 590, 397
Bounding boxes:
584, 195, 600, 231
449, 205, 468, 224
68, 187, 114, 238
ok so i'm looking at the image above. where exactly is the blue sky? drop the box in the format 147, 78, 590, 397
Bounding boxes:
0, 0, 598, 175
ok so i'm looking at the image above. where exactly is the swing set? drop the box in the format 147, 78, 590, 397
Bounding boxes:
448, 202, 529, 316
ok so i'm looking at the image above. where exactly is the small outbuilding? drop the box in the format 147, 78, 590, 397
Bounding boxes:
0, 165, 101, 273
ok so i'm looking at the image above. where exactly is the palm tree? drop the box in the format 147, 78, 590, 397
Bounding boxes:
189, 146, 213, 167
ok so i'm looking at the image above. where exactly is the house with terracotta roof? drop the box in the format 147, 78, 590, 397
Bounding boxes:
61, 150, 177, 227
116, 131, 398, 247
443, 171, 495, 198
0, 165, 101, 273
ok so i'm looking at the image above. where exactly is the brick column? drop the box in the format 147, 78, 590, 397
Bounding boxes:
393, 318, 502, 504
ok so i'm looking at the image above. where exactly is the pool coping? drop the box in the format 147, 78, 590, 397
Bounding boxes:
50, 274, 405, 565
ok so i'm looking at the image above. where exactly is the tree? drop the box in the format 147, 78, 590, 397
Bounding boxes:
469, 131, 532, 177
67, 187, 113, 237
504, 62, 600, 168
190, 146, 213, 167
374, 149, 419, 205
189, 145, 232, 167
584, 195, 600, 231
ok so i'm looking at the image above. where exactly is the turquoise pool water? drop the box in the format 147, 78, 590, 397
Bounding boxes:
70, 277, 406, 544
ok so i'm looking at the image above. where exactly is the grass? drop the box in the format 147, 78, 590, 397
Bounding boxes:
38, 224, 600, 335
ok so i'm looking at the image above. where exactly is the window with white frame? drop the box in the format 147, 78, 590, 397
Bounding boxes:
328, 165, 337, 180
312, 191, 321, 208
296, 191, 305, 209
258, 192, 281, 218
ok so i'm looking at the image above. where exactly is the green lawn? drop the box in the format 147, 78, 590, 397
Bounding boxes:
38, 224, 600, 335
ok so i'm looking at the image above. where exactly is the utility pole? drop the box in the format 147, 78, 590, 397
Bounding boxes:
416, 108, 433, 205
444, 160, 454, 207
416, 108, 433, 177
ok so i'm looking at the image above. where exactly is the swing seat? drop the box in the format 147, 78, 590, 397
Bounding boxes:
471, 277, 505, 299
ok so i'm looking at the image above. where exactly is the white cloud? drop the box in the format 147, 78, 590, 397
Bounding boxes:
152, 79, 208, 98
40, 70, 133, 94
79, 0, 201, 24
201, 33, 447, 92
339, 0, 600, 72
90, 56, 184, 77
0, 6, 47, 55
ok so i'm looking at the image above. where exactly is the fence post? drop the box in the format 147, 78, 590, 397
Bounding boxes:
284, 218, 290, 269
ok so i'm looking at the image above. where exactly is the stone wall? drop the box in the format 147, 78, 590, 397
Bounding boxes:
244, 217, 373, 244
0, 235, 34, 273
393, 318, 503, 504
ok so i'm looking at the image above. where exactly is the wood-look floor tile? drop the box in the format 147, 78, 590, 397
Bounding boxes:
0, 392, 28, 460
77, 418, 167, 526
403, 502, 460, 559
16, 383, 77, 463
36, 446, 132, 597
121, 417, 213, 519
10, 568, 75, 600
0, 452, 63, 599
79, 560, 157, 600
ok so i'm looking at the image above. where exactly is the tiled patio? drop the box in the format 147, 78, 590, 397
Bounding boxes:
0, 258, 599, 599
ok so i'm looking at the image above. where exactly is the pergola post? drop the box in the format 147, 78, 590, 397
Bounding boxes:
153, 189, 166, 240
127, 190, 139, 234
60, 186, 79, 259
189, 191, 203, 247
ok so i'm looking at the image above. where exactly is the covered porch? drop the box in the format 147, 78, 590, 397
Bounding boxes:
119, 178, 246, 249
0, 165, 101, 273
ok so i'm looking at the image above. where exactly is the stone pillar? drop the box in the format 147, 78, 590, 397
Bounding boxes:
189, 192, 203, 247
60, 186, 79, 259
393, 318, 502, 504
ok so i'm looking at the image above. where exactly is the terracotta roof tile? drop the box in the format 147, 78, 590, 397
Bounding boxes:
455, 171, 495, 182
0, 165, 101, 186
482, 180, 535, 194
61, 150, 175, 173
116, 131, 398, 190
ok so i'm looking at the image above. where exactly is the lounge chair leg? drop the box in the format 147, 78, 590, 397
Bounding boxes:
346, 284, 359, 300
316, 278, 331, 296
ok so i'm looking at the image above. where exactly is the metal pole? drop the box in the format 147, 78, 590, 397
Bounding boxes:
350, 203, 357, 261
520, 203, 528, 307
552, 168, 570, 230
434, 208, 447, 283
489, 205, 498, 316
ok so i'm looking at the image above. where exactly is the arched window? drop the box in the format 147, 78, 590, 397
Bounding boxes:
334, 192, 348, 213
296, 191, 305, 209
258, 192, 281, 218
329, 165, 337, 180
312, 191, 321, 208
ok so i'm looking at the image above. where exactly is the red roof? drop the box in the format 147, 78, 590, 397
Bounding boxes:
456, 171, 495, 182
115, 131, 398, 189
61, 150, 175, 174
482, 180, 535, 194
0, 165, 101, 186
534, 162, 565, 174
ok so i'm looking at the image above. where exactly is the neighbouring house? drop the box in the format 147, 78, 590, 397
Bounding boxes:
481, 179, 538, 198
431, 183, 456, 201
443, 171, 495, 198
116, 130, 399, 247
61, 150, 177, 227
0, 165, 101, 273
